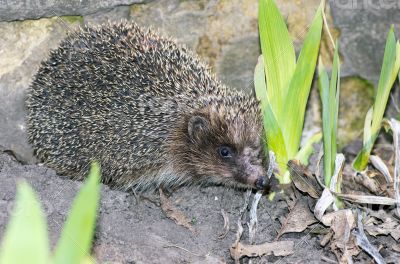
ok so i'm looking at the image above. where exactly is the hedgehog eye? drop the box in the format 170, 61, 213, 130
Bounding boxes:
218, 146, 233, 159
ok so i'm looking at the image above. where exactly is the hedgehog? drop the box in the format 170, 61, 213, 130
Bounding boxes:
26, 22, 272, 192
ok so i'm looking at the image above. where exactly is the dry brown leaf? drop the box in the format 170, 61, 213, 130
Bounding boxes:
320, 230, 333, 247
383, 118, 400, 217
288, 159, 321, 198
331, 210, 355, 249
277, 198, 317, 238
320, 209, 352, 227
335, 193, 396, 205
314, 188, 335, 222
370, 155, 392, 183
230, 240, 294, 261
159, 189, 195, 233
353, 211, 385, 264
353, 170, 381, 194
364, 217, 397, 237
328, 210, 359, 263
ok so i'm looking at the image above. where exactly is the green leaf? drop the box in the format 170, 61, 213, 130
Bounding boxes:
254, 55, 288, 177
282, 3, 323, 158
258, 0, 296, 116
363, 107, 374, 147
53, 162, 101, 264
354, 27, 400, 171
263, 105, 288, 176
0, 182, 50, 264
295, 132, 322, 166
331, 42, 340, 161
318, 42, 341, 186
318, 61, 333, 184
254, 55, 268, 114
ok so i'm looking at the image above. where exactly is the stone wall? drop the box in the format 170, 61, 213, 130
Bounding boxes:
0, 0, 399, 163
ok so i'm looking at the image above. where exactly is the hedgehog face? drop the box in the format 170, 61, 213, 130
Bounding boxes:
184, 106, 271, 190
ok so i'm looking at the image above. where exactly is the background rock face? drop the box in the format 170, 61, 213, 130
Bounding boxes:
0, 0, 399, 163
0, 0, 148, 22
330, 0, 400, 84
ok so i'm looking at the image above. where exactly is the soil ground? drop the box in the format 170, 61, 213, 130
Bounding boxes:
0, 152, 395, 263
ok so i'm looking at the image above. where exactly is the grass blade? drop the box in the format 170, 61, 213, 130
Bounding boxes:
330, 42, 340, 164
318, 61, 332, 184
258, 0, 296, 116
53, 162, 101, 264
354, 27, 400, 171
282, 4, 323, 158
319, 42, 340, 186
0, 182, 50, 264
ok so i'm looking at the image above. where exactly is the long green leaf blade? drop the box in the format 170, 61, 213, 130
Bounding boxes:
263, 105, 288, 175
254, 55, 288, 177
282, 4, 323, 158
254, 55, 268, 114
0, 182, 50, 264
354, 27, 400, 171
258, 0, 296, 116
318, 60, 333, 185
53, 162, 101, 264
319, 42, 341, 186
371, 30, 400, 134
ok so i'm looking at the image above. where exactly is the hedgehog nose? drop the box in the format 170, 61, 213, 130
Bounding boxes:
255, 177, 268, 190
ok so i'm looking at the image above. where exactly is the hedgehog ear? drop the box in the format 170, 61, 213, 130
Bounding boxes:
188, 116, 209, 141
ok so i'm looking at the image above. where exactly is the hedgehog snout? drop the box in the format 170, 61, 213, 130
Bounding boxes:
255, 177, 268, 190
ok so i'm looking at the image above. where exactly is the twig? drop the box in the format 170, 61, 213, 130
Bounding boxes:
218, 209, 230, 239
248, 191, 262, 244
163, 244, 204, 258
322, 1, 336, 49
321, 255, 338, 264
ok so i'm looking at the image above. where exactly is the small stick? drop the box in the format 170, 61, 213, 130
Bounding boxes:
218, 209, 230, 239
163, 244, 204, 258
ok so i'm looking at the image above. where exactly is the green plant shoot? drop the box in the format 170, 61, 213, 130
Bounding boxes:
256, 0, 323, 183
0, 182, 50, 264
353, 26, 400, 171
318, 42, 340, 187
53, 162, 101, 264
0, 162, 101, 264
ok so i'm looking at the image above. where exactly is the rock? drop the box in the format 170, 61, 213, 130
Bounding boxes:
84, 5, 131, 24
330, 0, 400, 84
338, 77, 375, 147
130, 0, 260, 92
0, 0, 148, 22
217, 36, 260, 93
303, 76, 375, 149
0, 17, 82, 163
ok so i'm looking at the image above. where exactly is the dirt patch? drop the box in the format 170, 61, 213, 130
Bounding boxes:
0, 152, 391, 263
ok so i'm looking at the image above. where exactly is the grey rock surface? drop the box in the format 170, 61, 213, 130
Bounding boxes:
0, 0, 148, 22
329, 0, 400, 84
0, 18, 81, 163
